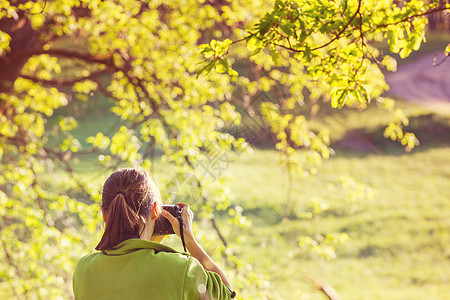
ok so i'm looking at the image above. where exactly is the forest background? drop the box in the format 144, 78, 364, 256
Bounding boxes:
0, 0, 449, 299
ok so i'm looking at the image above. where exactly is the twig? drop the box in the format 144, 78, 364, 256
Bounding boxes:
377, 6, 450, 28
432, 52, 449, 67
273, 42, 302, 53
303, 275, 341, 300
1, 239, 23, 298
224, 32, 253, 55
210, 217, 228, 247
311, 0, 362, 51
183, 156, 231, 249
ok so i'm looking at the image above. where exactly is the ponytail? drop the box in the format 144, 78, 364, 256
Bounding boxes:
95, 193, 143, 251
96, 167, 159, 251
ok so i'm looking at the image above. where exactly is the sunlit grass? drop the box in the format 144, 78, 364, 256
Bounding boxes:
220, 146, 450, 299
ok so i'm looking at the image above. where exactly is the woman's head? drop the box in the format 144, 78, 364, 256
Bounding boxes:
96, 167, 162, 251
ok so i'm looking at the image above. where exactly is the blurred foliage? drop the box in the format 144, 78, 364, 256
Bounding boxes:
0, 0, 448, 298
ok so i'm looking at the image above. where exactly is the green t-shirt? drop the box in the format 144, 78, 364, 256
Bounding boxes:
73, 239, 231, 300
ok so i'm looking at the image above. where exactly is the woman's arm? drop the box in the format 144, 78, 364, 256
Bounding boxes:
161, 204, 234, 292
184, 237, 233, 288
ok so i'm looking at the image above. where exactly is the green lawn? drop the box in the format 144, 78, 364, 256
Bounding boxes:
212, 97, 450, 299
217, 147, 450, 299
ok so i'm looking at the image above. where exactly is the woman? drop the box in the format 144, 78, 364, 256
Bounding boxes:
73, 167, 235, 299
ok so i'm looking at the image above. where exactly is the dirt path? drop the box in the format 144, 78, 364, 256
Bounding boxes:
386, 51, 450, 114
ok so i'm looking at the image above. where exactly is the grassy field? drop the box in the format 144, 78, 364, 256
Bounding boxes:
144, 98, 450, 299
217, 146, 450, 299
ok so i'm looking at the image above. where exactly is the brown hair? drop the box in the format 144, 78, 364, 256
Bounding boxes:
96, 167, 162, 251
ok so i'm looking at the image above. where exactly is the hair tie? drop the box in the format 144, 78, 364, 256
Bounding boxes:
117, 191, 127, 198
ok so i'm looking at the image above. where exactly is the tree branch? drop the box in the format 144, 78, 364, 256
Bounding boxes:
92, 77, 119, 101
311, 0, 362, 51
21, 49, 114, 65
1, 239, 23, 298
433, 52, 449, 67
19, 69, 109, 86
377, 6, 450, 28
182, 155, 231, 249
272, 42, 302, 53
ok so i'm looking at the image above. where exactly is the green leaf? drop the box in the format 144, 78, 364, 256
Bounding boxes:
332, 89, 347, 109
258, 13, 274, 35
86, 132, 110, 149
382, 55, 397, 72
215, 58, 229, 73
411, 34, 422, 51
388, 30, 400, 53
359, 85, 370, 104
196, 59, 216, 78
247, 36, 264, 53
304, 46, 311, 62
280, 22, 293, 36
270, 44, 279, 65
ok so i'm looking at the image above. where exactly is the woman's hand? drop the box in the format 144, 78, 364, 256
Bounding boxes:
163, 203, 234, 294
161, 203, 195, 243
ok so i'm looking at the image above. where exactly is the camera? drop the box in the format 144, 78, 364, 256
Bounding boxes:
152, 204, 182, 236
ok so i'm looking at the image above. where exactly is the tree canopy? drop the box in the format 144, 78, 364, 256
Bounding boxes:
0, 0, 449, 298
